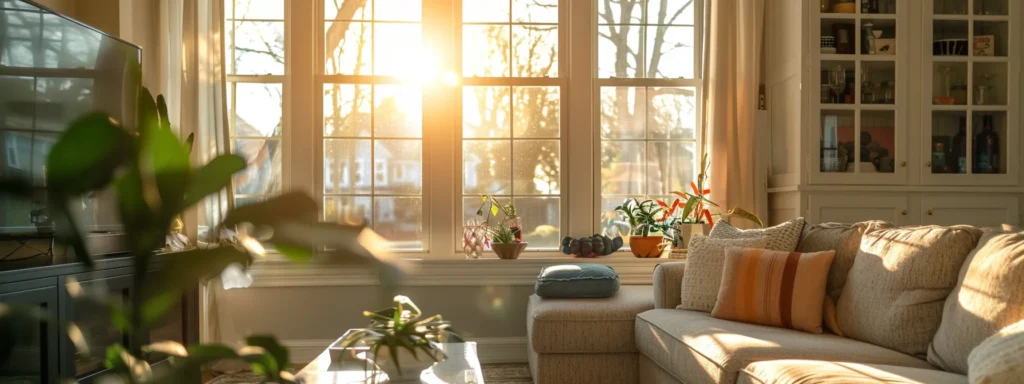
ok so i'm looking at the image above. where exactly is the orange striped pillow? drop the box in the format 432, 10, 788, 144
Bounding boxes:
711, 248, 836, 334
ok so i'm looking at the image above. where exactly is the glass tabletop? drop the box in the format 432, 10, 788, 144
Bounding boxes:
296, 340, 483, 384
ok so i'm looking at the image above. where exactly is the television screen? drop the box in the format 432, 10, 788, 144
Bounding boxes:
0, 0, 141, 236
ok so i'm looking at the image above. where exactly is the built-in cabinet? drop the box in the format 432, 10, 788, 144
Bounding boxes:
765, 0, 1023, 227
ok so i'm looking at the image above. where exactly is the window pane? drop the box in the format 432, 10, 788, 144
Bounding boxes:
374, 85, 422, 138
373, 197, 424, 250
513, 140, 560, 195
601, 87, 646, 139
647, 141, 695, 194
324, 196, 372, 225
374, 0, 422, 21
512, 25, 557, 77
232, 83, 282, 137
597, 0, 643, 24
373, 24, 422, 76
233, 139, 282, 195
597, 25, 641, 78
231, 21, 284, 75
463, 140, 511, 194
513, 197, 560, 249
323, 84, 372, 137
325, 21, 372, 75
647, 0, 696, 25
513, 86, 559, 138
464, 0, 510, 23
512, 0, 558, 23
373, 140, 422, 194
646, 26, 694, 79
228, 0, 284, 19
324, 0, 371, 21
324, 139, 372, 194
600, 141, 645, 195
648, 87, 697, 139
463, 25, 510, 77
463, 86, 511, 138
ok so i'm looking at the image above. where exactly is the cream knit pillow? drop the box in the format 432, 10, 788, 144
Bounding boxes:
968, 320, 1024, 384
678, 236, 769, 312
709, 217, 805, 252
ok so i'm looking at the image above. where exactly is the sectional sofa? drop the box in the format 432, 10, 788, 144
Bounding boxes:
527, 222, 1024, 383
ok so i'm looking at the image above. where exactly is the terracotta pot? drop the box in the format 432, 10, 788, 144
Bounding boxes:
492, 243, 527, 259
629, 236, 669, 258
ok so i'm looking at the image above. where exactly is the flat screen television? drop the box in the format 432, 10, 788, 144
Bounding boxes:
0, 1, 140, 245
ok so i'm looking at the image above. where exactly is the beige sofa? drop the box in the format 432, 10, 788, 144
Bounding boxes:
527, 224, 1024, 383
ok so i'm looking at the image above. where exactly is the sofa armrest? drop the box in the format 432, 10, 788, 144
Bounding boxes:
653, 262, 686, 309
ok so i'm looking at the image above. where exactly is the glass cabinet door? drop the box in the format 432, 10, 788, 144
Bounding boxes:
923, 0, 1017, 185
62, 274, 133, 381
0, 285, 60, 384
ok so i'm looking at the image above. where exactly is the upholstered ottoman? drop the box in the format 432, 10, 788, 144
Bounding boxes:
527, 285, 654, 384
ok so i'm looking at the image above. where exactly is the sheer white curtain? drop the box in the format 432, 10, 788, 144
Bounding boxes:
162, 0, 232, 243
160, 0, 232, 343
701, 0, 767, 227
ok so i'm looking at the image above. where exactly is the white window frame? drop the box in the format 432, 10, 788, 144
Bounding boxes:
240, 0, 703, 260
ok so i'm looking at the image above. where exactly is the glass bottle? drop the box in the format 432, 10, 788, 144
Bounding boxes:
951, 117, 967, 173
821, 0, 831, 12
932, 142, 949, 173
951, 79, 968, 104
882, 81, 895, 104
974, 115, 1000, 173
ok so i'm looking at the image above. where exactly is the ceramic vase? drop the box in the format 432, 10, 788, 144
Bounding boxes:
629, 236, 669, 258
462, 219, 488, 259
372, 346, 444, 383
492, 243, 527, 259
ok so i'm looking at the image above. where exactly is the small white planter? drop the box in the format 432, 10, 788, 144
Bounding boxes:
675, 223, 711, 249
372, 345, 445, 383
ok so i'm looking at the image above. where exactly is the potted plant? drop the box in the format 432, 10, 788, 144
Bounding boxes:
489, 222, 526, 259
475, 195, 522, 242
338, 296, 461, 383
615, 198, 672, 258
656, 154, 764, 249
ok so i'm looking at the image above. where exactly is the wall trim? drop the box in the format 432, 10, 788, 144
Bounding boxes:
283, 337, 528, 365
249, 257, 675, 288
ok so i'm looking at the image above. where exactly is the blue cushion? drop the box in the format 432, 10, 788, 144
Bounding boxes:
535, 264, 620, 298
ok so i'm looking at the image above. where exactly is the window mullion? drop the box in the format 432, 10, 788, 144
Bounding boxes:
423, 0, 458, 257
287, 0, 315, 199
567, 0, 597, 236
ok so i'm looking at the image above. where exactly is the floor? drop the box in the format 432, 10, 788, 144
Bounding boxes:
205, 363, 533, 383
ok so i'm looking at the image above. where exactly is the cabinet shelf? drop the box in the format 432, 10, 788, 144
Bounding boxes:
820, 54, 897, 61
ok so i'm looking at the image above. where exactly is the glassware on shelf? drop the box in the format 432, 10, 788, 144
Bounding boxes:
882, 81, 895, 104
975, 73, 992, 105
935, 67, 956, 105
932, 141, 951, 173
951, 79, 968, 105
828, 65, 847, 104
940, 0, 968, 15
862, 23, 877, 54
974, 115, 1000, 173
862, 74, 876, 104
951, 117, 968, 173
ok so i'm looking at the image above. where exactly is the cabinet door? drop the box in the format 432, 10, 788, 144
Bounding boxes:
61, 274, 133, 381
808, 194, 911, 225
920, 196, 1020, 226
0, 283, 61, 383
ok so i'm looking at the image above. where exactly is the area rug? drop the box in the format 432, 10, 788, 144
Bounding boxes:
206, 363, 533, 383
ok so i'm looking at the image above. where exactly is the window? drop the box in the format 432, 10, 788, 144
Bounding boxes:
461, 0, 563, 250
225, 0, 285, 206
596, 0, 702, 232
222, 0, 703, 257
321, 1, 425, 251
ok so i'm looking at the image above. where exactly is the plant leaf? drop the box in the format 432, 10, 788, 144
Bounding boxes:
46, 112, 134, 195
245, 335, 290, 373
156, 94, 171, 131
273, 242, 315, 263
183, 154, 246, 208
143, 247, 252, 303
725, 207, 764, 228
143, 341, 188, 357
184, 133, 195, 155
142, 123, 191, 216
221, 191, 318, 228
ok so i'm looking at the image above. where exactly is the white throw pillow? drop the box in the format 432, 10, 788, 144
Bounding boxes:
709, 217, 806, 252
678, 236, 769, 312
969, 320, 1024, 384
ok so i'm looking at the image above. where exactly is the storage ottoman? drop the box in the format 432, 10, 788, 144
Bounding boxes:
526, 285, 654, 384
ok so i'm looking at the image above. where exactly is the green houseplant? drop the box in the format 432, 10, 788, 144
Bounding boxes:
338, 295, 460, 383
0, 86, 404, 383
489, 222, 526, 259
615, 198, 672, 258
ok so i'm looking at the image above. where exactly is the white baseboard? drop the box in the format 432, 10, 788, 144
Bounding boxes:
283, 337, 528, 366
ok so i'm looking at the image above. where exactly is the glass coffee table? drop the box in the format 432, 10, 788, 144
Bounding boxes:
296, 339, 484, 384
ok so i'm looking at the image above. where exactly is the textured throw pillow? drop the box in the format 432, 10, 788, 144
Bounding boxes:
968, 320, 1024, 384
837, 225, 982, 357
535, 264, 619, 298
710, 217, 806, 252
797, 221, 894, 301
712, 248, 835, 334
927, 228, 1024, 374
679, 236, 769, 312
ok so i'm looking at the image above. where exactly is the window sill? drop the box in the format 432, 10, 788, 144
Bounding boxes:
246, 252, 685, 287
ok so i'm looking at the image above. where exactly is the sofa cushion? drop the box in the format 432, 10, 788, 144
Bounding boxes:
635, 309, 933, 384
796, 221, 893, 301
928, 228, 1024, 374
712, 248, 834, 334
534, 264, 619, 298
679, 236, 769, 312
709, 217, 806, 252
838, 225, 982, 357
968, 319, 1024, 384
737, 360, 966, 384
527, 285, 652, 354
